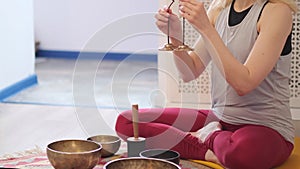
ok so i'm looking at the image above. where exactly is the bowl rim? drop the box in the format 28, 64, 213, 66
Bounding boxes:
139, 149, 180, 159
47, 139, 102, 155
87, 135, 121, 144
103, 157, 181, 169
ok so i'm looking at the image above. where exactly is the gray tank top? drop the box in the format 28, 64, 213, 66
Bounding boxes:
212, 0, 295, 143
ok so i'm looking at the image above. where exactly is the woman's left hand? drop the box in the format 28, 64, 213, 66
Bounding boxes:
179, 0, 212, 33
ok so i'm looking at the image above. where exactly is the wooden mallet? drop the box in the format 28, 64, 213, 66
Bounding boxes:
127, 104, 146, 157
132, 104, 139, 140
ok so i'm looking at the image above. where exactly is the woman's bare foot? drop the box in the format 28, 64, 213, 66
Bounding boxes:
205, 149, 221, 165
190, 121, 222, 142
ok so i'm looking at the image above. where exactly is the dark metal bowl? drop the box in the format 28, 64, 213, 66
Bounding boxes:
87, 135, 121, 157
103, 157, 181, 169
46, 139, 102, 169
139, 149, 180, 165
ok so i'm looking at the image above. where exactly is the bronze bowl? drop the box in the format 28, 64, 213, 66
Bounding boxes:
103, 157, 181, 169
87, 135, 121, 157
46, 139, 102, 169
139, 149, 180, 165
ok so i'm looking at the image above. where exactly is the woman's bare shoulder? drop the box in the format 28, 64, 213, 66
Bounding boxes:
207, 0, 224, 26
264, 1, 292, 13
262, 1, 293, 20
258, 1, 293, 32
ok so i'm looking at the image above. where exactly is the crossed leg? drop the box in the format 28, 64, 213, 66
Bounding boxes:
115, 107, 216, 159
115, 108, 293, 168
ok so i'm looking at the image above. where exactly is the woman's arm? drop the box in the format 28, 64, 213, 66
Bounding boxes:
179, 0, 293, 96
171, 37, 210, 82
155, 7, 211, 82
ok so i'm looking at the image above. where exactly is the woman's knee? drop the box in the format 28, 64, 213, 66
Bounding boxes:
115, 110, 133, 139
222, 146, 270, 169
214, 126, 290, 169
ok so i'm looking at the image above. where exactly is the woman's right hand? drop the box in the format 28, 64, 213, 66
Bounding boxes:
155, 6, 182, 42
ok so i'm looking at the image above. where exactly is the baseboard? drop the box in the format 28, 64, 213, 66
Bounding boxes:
0, 75, 38, 101
292, 109, 300, 120
36, 50, 157, 62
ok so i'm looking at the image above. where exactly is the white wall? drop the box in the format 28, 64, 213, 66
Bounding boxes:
34, 0, 159, 54
0, 0, 35, 90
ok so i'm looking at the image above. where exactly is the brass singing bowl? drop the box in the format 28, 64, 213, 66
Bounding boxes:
103, 157, 181, 169
46, 139, 102, 169
87, 135, 121, 157
139, 149, 180, 165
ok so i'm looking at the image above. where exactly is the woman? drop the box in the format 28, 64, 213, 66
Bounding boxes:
115, 0, 298, 168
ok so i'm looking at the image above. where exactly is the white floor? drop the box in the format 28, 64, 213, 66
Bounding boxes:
0, 103, 84, 156
0, 57, 158, 157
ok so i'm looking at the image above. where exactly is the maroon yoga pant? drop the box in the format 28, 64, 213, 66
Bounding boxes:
115, 108, 293, 169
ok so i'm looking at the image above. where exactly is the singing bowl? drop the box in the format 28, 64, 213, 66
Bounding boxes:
87, 135, 121, 157
139, 149, 180, 165
103, 157, 181, 169
46, 139, 102, 169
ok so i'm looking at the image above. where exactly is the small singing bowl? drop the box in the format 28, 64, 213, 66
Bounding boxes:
139, 149, 180, 165
103, 157, 181, 169
87, 135, 121, 157
46, 139, 102, 169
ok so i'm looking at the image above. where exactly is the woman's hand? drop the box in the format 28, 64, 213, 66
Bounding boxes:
155, 6, 182, 42
179, 0, 213, 33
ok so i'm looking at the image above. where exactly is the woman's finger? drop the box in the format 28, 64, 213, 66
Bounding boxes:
155, 9, 169, 22
163, 5, 174, 14
179, 1, 193, 11
155, 20, 167, 28
180, 0, 199, 6
179, 2, 198, 18
159, 8, 170, 18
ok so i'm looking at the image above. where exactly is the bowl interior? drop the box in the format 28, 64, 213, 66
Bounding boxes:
104, 158, 181, 169
139, 149, 180, 164
87, 135, 121, 157
88, 135, 120, 145
47, 140, 101, 153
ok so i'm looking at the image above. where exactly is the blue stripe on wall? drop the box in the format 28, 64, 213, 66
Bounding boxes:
36, 50, 158, 62
0, 75, 38, 101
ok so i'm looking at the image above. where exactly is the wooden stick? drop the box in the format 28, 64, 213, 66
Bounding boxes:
132, 104, 139, 140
